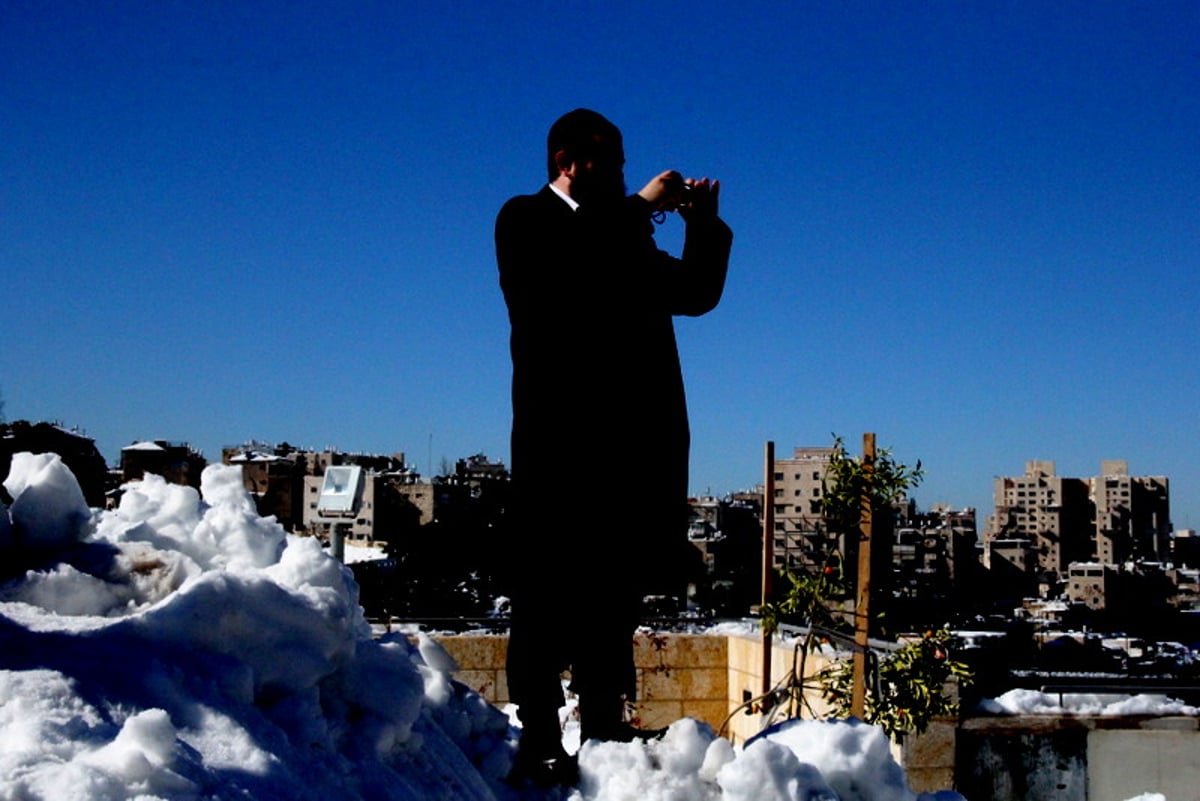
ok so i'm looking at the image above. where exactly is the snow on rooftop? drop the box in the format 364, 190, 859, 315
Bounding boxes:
0, 451, 964, 800
51, 423, 92, 438
122, 440, 165, 451
227, 450, 283, 462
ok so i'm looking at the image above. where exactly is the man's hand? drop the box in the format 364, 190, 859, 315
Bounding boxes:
637, 171, 721, 220
677, 177, 719, 221
636, 170, 685, 210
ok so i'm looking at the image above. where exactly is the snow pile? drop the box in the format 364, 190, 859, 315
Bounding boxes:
1, 452, 962, 800
2, 452, 90, 550
980, 688, 1200, 717
1, 455, 501, 800
570, 717, 962, 801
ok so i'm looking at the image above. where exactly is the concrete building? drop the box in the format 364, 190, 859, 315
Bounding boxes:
0, 420, 109, 508
1064, 562, 1117, 611
893, 505, 978, 603
985, 460, 1092, 578
984, 460, 1172, 585
428, 452, 508, 529
1172, 528, 1200, 569
301, 470, 431, 547
685, 493, 766, 617
1169, 566, 1200, 610
224, 443, 308, 531
1093, 460, 1171, 564
222, 441, 430, 552
769, 446, 837, 572
120, 440, 207, 490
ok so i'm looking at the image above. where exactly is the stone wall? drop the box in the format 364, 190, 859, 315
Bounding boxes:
431, 634, 509, 704
633, 631, 729, 731
428, 630, 833, 742
426, 630, 1200, 798
724, 632, 834, 744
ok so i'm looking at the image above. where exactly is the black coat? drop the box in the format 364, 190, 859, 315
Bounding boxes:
495, 186, 732, 593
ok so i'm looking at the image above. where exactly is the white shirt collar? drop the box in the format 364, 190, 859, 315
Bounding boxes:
548, 182, 579, 211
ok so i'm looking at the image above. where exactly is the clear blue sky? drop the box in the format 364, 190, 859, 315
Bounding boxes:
3, 2, 1197, 528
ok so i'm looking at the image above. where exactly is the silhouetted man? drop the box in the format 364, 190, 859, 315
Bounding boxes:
495, 108, 732, 785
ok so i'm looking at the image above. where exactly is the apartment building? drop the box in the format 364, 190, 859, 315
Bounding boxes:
769, 446, 837, 572
0, 420, 109, 508
1064, 562, 1117, 611
984, 459, 1172, 584
985, 460, 1092, 577
222, 442, 431, 549
1173, 529, 1200, 569
121, 439, 207, 489
893, 504, 978, 602
301, 469, 431, 546
224, 444, 306, 530
1093, 460, 1171, 564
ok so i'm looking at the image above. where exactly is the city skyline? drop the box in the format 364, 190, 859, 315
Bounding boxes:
4, 3, 1197, 528
11, 417, 1194, 545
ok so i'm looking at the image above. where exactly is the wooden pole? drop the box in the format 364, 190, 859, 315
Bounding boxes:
850, 432, 876, 719
761, 441, 775, 699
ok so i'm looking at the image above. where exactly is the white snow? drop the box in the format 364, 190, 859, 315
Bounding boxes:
3, 451, 91, 549
343, 542, 389, 564
0, 452, 963, 800
979, 688, 1200, 717
122, 441, 166, 451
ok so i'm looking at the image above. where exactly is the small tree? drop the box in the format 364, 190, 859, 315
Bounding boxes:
761, 435, 921, 636
818, 629, 972, 738
818, 435, 922, 550
759, 436, 969, 739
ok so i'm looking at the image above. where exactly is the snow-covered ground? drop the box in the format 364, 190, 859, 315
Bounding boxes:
1, 451, 969, 799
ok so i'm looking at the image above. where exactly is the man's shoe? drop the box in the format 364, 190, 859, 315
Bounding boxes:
581, 721, 668, 744
506, 747, 579, 788
508, 705, 576, 787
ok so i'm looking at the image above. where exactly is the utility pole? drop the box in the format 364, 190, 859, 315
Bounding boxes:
851, 432, 876, 719
761, 441, 775, 700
